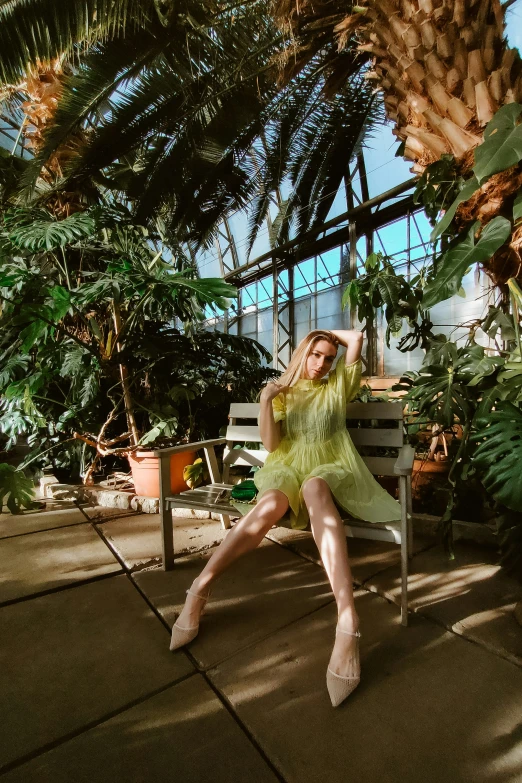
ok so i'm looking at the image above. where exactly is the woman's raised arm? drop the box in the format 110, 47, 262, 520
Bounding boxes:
328, 329, 363, 365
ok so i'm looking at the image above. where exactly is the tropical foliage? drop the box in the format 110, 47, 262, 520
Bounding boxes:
0, 0, 381, 253
0, 202, 274, 492
389, 283, 522, 573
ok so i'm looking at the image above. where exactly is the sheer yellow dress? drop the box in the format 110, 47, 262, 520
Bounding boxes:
253, 356, 402, 530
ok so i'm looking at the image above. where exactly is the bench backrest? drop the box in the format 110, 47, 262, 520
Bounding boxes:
222, 401, 404, 480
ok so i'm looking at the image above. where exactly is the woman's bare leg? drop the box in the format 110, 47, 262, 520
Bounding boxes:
175, 489, 289, 629
302, 477, 359, 678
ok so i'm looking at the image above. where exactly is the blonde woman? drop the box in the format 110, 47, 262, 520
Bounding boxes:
170, 329, 401, 707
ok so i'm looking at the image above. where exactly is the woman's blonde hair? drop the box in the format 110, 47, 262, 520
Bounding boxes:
278, 330, 339, 388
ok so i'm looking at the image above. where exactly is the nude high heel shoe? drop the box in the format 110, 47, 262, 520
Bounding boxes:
169, 587, 211, 652
326, 626, 361, 707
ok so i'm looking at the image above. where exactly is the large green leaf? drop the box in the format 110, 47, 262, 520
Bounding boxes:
473, 103, 522, 185
472, 402, 522, 512
481, 305, 516, 342
422, 217, 511, 310
0, 464, 35, 514
9, 212, 96, 252
402, 364, 471, 427
430, 176, 480, 242
376, 273, 401, 310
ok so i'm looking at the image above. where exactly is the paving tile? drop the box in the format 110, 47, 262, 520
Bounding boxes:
364, 542, 522, 666
0, 575, 193, 771
0, 508, 89, 539
1, 675, 279, 783
134, 537, 334, 669
98, 513, 228, 571
266, 525, 433, 583
0, 524, 121, 603
209, 593, 522, 783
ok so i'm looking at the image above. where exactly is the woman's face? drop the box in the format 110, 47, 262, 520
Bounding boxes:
303, 339, 337, 380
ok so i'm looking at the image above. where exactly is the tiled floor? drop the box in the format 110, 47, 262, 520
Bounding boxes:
1, 506, 521, 782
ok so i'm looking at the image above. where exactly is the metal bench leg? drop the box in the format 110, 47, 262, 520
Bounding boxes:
220, 514, 232, 530
406, 476, 413, 559
159, 454, 174, 570
399, 476, 409, 627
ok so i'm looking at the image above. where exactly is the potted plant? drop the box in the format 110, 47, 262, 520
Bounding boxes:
0, 206, 274, 497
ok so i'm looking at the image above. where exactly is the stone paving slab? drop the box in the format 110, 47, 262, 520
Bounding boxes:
363, 542, 522, 666
1, 675, 279, 783
0, 524, 122, 603
0, 506, 137, 540
0, 507, 89, 539
0, 575, 193, 772
134, 537, 334, 669
266, 526, 433, 583
98, 513, 228, 571
209, 591, 522, 783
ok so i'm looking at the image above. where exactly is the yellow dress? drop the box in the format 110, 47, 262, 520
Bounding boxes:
253, 357, 402, 530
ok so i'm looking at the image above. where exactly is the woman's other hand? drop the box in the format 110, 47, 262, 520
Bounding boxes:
261, 381, 289, 403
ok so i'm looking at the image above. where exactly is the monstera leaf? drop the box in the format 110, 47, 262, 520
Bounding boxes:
8, 211, 96, 252
472, 402, 522, 512
0, 464, 35, 514
401, 364, 471, 427
422, 217, 511, 310
473, 103, 522, 185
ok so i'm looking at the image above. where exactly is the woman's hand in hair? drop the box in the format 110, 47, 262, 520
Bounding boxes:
261, 381, 289, 403
328, 329, 363, 364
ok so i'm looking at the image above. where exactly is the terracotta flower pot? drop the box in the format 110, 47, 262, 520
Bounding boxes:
127, 450, 197, 497
412, 457, 450, 499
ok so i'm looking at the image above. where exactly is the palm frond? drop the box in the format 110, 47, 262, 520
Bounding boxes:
0, 0, 155, 84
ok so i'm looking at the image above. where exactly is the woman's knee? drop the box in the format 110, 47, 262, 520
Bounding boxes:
302, 477, 332, 507
255, 489, 289, 522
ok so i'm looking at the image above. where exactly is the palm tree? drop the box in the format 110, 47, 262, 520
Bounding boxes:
272, 0, 522, 284
0, 0, 381, 253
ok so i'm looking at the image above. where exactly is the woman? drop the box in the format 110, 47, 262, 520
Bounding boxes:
169, 329, 401, 707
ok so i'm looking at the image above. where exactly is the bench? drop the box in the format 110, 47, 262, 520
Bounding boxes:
154, 400, 414, 626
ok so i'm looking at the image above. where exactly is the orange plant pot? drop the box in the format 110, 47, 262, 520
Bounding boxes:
127, 451, 197, 497
412, 458, 450, 499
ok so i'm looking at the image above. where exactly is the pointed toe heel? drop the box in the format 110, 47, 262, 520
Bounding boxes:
169, 587, 212, 652
169, 622, 199, 651
326, 627, 361, 708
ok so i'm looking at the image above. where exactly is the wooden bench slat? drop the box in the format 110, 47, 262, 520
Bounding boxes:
348, 428, 403, 447
229, 401, 404, 421
225, 424, 263, 442
361, 456, 399, 476
223, 447, 268, 467
229, 403, 260, 417
346, 401, 403, 419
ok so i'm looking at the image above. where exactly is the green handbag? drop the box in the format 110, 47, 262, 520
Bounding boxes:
230, 479, 258, 503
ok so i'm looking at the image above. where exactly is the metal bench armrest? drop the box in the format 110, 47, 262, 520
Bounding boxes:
394, 444, 415, 476
153, 438, 226, 457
